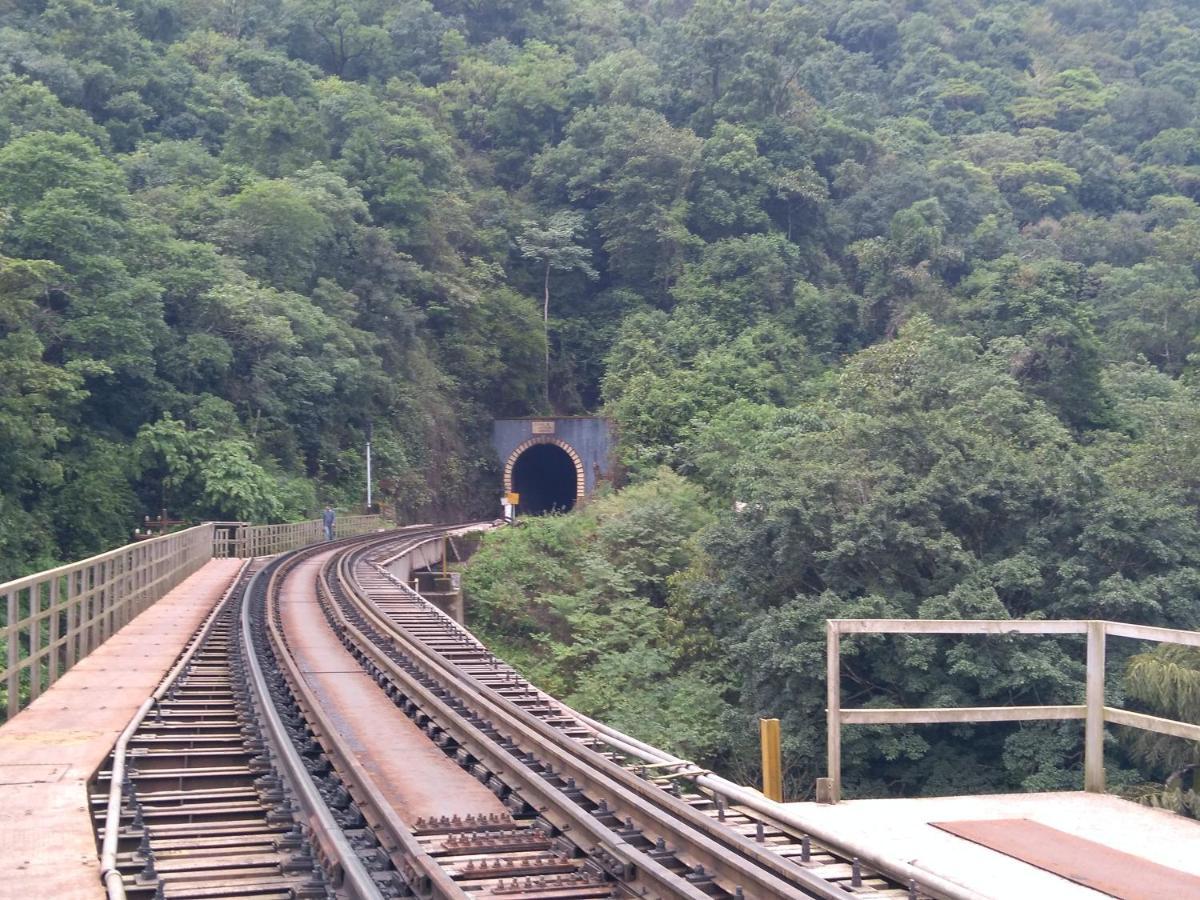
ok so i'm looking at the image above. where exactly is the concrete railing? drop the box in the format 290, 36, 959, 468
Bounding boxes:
1, 513, 389, 721
823, 618, 1200, 803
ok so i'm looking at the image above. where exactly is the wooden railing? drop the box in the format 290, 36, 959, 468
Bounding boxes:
1, 513, 390, 721
822, 618, 1200, 803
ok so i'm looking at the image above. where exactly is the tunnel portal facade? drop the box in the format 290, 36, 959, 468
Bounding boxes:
492, 417, 613, 515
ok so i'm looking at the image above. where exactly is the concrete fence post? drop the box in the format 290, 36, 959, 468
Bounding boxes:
821, 620, 842, 804
1085, 620, 1106, 792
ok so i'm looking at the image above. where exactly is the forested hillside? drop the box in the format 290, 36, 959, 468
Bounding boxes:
441, 0, 1200, 799
6, 0, 1200, 799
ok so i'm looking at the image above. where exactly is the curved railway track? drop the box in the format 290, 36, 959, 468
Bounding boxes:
93, 525, 966, 900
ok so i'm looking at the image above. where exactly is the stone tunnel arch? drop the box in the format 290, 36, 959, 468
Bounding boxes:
503, 436, 586, 515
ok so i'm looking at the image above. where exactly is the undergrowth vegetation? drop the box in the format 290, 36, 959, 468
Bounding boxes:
464, 472, 737, 763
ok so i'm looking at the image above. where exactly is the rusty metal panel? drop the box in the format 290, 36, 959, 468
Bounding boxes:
932, 818, 1200, 898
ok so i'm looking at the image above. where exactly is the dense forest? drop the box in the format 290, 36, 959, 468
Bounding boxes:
5, 0, 1200, 800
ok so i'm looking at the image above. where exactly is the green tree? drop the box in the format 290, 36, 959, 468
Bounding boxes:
462, 470, 730, 760
222, 179, 332, 291
956, 257, 1110, 429
1093, 261, 1200, 373
1122, 646, 1200, 817
689, 123, 772, 240
284, 0, 389, 76
532, 106, 702, 299
134, 414, 289, 521
517, 210, 597, 411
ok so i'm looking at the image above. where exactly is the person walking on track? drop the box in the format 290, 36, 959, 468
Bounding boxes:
323, 505, 336, 541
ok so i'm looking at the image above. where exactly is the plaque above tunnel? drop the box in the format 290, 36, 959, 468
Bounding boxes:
492, 417, 613, 516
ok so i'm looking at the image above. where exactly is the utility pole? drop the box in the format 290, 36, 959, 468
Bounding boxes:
365, 419, 373, 511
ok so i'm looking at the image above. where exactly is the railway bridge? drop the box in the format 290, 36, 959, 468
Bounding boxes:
2, 520, 1199, 900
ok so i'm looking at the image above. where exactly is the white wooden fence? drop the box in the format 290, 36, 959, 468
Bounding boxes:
823, 618, 1200, 803
1, 513, 388, 720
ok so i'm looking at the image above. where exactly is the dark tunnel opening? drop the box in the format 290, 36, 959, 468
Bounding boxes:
512, 443, 577, 515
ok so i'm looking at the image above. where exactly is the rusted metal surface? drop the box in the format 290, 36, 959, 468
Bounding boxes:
27, 525, 974, 899
1, 524, 219, 721
241, 554, 393, 899
91, 559, 339, 899
0, 513, 389, 723
0, 558, 241, 900
296, 532, 631, 898
326, 533, 928, 899
38, 526, 1196, 900
99, 559, 252, 899
932, 818, 1200, 899
277, 552, 508, 823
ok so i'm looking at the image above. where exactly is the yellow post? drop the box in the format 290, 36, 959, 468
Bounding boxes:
760, 717, 783, 802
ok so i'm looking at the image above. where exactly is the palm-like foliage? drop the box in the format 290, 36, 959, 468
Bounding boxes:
1121, 646, 1200, 817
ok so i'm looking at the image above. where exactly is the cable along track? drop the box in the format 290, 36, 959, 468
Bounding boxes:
323, 530, 937, 899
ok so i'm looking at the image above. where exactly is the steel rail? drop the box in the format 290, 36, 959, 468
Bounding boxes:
339, 543, 834, 898
489, 697, 984, 900
261, 537, 470, 899
335, 537, 845, 900
361, 538, 982, 900
370, 548, 982, 900
576, 715, 988, 900
99, 558, 251, 900
319, 539, 714, 900
240, 553, 385, 899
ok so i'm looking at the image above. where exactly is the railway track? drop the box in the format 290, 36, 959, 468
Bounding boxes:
93, 524, 968, 900
328, 533, 954, 900
91, 560, 336, 899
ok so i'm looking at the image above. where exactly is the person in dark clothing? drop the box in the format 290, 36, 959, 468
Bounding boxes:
322, 505, 335, 541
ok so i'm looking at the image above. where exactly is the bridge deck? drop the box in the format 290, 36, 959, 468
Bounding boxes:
783, 790, 1200, 898
0, 558, 242, 900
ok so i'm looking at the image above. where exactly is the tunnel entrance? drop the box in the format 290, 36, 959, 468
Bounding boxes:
511, 443, 578, 515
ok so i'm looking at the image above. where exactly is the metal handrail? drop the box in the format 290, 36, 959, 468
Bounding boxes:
0, 524, 214, 595
2, 514, 390, 721
2, 524, 215, 719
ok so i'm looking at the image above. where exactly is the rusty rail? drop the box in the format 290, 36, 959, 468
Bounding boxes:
262, 531, 468, 898
99, 559, 251, 899
333, 533, 867, 900
240, 556, 386, 899
213, 514, 388, 558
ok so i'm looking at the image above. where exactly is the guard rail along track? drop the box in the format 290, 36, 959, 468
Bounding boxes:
93, 524, 983, 900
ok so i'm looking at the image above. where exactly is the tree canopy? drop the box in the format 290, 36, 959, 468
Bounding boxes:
6, 0, 1200, 804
